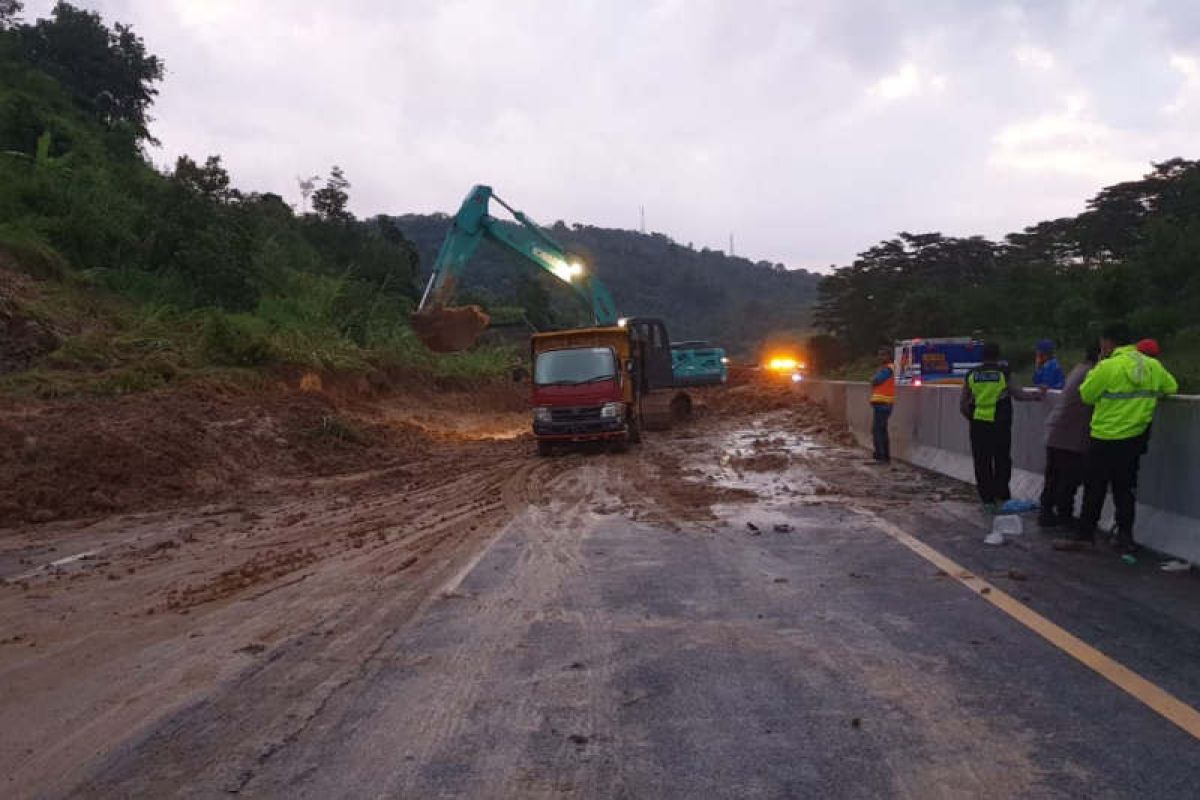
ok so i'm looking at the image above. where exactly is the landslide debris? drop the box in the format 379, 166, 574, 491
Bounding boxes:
0, 269, 59, 375
0, 379, 527, 529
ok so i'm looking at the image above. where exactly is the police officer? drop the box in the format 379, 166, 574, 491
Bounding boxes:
1057, 323, 1177, 554
960, 341, 1044, 512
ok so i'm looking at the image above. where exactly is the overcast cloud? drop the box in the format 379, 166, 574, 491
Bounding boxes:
22, 0, 1200, 269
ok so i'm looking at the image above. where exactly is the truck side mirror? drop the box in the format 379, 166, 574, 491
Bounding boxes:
625, 359, 635, 373
511, 366, 529, 383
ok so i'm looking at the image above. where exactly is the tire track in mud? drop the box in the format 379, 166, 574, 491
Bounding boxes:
12, 404, 841, 797
17, 453, 558, 798
234, 460, 622, 798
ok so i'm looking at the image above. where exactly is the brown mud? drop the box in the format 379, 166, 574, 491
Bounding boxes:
411, 305, 491, 352
0, 377, 912, 796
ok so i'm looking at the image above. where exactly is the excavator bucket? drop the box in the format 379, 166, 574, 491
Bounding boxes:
411, 305, 492, 353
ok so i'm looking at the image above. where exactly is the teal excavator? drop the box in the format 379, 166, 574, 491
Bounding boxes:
413, 185, 619, 352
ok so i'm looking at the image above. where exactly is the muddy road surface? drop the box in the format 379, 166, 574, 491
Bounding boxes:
4, 391, 1200, 798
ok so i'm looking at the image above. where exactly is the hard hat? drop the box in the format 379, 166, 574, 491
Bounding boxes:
1035, 339, 1055, 354
1136, 338, 1160, 356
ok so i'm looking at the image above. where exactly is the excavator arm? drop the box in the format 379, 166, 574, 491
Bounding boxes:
414, 185, 618, 351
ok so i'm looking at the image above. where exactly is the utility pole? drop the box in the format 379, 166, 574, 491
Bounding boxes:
640, 205, 645, 234
729, 232, 735, 257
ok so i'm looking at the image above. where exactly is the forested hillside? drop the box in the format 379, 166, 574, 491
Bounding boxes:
0, 2, 504, 395
395, 213, 820, 356
816, 159, 1200, 387
0, 1, 819, 394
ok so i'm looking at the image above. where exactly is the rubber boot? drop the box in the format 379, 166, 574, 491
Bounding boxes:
1113, 528, 1138, 556
1053, 522, 1095, 551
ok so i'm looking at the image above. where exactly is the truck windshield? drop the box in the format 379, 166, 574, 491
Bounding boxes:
534, 347, 617, 386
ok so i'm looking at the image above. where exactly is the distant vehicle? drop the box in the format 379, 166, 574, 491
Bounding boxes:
670, 340, 728, 386
893, 337, 984, 386
763, 353, 808, 384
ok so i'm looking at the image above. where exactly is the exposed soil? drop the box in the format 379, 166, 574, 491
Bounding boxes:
0, 269, 58, 375
411, 304, 492, 352
0, 376, 972, 797
0, 368, 537, 529
691, 380, 816, 417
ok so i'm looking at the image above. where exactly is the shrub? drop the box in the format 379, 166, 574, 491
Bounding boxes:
201, 312, 276, 366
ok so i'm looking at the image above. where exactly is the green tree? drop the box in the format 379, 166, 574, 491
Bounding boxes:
173, 154, 237, 203
17, 2, 163, 142
312, 165, 351, 222
0, 1, 23, 29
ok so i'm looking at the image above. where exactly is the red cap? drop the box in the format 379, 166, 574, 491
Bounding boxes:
1136, 338, 1160, 356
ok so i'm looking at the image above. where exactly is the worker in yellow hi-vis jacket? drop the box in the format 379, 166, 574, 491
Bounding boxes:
960, 341, 1044, 513
1058, 322, 1177, 555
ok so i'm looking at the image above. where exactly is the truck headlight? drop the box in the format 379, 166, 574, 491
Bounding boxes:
534, 406, 552, 423
600, 402, 624, 419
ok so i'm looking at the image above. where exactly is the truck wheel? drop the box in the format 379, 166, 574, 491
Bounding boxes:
670, 392, 693, 421
609, 437, 629, 454
537, 440, 554, 457
627, 415, 642, 443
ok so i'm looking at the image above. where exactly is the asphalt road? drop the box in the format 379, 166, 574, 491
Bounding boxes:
55, 414, 1200, 797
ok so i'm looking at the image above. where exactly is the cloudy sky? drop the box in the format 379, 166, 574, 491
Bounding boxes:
23, 0, 1200, 269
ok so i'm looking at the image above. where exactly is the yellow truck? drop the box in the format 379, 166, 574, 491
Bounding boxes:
530, 318, 691, 455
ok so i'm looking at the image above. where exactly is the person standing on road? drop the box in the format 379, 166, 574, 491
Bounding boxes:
1038, 344, 1098, 529
1057, 323, 1178, 554
1033, 339, 1066, 390
1132, 338, 1163, 482
961, 341, 1044, 513
869, 349, 895, 464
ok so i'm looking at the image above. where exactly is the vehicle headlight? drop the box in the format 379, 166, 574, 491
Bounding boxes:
600, 402, 624, 419
720, 357, 730, 365
791, 373, 803, 383
534, 406, 553, 423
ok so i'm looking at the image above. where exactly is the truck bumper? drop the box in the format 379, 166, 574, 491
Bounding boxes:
533, 418, 627, 442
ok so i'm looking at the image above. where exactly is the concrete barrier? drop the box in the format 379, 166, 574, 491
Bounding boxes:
800, 379, 1200, 564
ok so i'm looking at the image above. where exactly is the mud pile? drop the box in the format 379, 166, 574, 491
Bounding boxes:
693, 381, 813, 416
0, 269, 59, 375
0, 385, 438, 528
411, 305, 491, 352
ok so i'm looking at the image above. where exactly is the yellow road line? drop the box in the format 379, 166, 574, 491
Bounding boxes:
855, 508, 1200, 742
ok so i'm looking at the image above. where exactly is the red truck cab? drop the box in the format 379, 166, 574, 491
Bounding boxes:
529, 319, 682, 455
531, 328, 636, 455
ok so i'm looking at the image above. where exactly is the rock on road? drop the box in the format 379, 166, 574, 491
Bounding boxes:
4, 405, 1200, 798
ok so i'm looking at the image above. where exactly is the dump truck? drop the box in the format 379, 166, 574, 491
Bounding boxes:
531, 318, 691, 455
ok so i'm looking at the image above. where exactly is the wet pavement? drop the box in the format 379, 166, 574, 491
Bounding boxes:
29, 412, 1200, 798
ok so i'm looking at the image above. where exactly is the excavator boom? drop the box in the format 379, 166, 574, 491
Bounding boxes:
413, 185, 618, 352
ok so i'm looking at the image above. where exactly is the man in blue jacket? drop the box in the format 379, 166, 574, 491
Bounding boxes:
1033, 339, 1066, 390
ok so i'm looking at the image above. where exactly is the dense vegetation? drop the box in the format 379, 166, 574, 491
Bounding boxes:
0, 2, 504, 394
0, 1, 822, 396
395, 213, 820, 356
815, 160, 1200, 388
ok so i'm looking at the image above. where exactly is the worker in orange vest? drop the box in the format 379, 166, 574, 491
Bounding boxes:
869, 349, 896, 463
